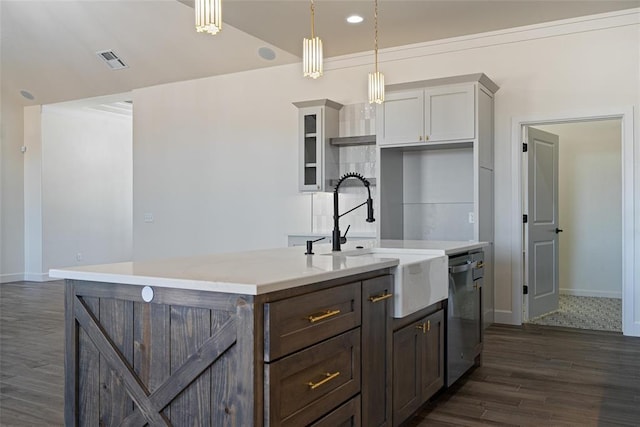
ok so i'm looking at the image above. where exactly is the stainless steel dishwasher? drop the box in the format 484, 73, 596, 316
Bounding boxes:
446, 251, 484, 387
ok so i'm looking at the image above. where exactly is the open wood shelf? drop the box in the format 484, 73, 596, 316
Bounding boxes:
330, 135, 376, 146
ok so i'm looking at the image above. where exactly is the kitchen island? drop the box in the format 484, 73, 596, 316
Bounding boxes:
51, 240, 484, 426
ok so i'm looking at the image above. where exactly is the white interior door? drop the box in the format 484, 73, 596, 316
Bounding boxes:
526, 126, 560, 319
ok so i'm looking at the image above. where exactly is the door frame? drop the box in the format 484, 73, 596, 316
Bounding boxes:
510, 106, 638, 336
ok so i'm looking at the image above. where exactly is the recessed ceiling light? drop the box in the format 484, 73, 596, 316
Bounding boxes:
346, 15, 364, 24
258, 47, 276, 61
20, 90, 35, 100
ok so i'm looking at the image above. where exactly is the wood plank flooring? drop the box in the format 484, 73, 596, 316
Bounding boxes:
1, 281, 639, 426
409, 325, 640, 426
0, 281, 64, 426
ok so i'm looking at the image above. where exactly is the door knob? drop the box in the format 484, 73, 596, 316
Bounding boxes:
555, 228, 564, 234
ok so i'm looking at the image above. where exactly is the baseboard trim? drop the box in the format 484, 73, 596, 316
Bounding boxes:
23, 272, 54, 282
0, 273, 24, 283
560, 289, 622, 299
494, 309, 519, 325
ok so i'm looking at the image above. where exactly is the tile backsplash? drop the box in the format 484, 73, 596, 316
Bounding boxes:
312, 102, 378, 235
312, 191, 378, 234
338, 145, 376, 178
339, 102, 376, 137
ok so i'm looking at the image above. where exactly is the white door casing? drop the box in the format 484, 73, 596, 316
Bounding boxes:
510, 108, 637, 337
525, 127, 560, 319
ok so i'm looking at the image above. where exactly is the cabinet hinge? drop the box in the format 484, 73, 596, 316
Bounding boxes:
522, 143, 528, 152
523, 285, 529, 295
523, 214, 528, 224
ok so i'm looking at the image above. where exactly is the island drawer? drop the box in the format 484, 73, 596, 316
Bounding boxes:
264, 282, 361, 361
264, 329, 361, 427
310, 395, 361, 427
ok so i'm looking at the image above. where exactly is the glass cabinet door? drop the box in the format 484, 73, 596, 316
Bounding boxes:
303, 112, 319, 188
294, 99, 341, 192
299, 107, 323, 191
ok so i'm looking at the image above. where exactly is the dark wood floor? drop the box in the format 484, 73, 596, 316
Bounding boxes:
0, 281, 65, 425
1, 281, 639, 426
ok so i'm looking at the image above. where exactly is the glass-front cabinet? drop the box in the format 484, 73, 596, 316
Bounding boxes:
293, 99, 342, 192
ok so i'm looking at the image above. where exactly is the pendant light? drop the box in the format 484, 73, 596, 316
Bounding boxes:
195, 0, 222, 35
368, 0, 384, 104
303, 0, 323, 79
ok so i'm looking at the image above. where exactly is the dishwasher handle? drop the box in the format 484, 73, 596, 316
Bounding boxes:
449, 260, 478, 274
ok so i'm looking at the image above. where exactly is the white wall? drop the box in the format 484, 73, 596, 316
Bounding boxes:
132, 11, 639, 331
537, 120, 622, 298
22, 102, 133, 278
132, 75, 313, 260
23, 106, 43, 280
40, 105, 132, 271
0, 94, 25, 283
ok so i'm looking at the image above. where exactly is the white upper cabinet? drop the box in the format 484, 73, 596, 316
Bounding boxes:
425, 83, 475, 142
294, 99, 342, 192
377, 81, 477, 147
377, 90, 424, 146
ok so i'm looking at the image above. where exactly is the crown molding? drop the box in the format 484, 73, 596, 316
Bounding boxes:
324, 8, 640, 72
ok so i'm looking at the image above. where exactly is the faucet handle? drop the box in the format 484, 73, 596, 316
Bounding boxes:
340, 225, 351, 244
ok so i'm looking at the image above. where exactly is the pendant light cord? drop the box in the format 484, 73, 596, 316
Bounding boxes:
374, 0, 378, 73
311, 0, 315, 38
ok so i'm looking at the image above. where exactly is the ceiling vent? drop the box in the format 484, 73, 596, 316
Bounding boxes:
96, 50, 128, 70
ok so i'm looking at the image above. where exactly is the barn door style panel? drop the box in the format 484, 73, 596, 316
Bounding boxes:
65, 281, 258, 427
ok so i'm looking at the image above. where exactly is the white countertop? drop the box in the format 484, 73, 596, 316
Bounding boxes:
50, 240, 487, 295
288, 231, 378, 238
351, 239, 489, 255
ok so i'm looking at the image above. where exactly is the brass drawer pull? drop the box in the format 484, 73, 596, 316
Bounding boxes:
416, 321, 431, 334
307, 309, 341, 323
476, 261, 484, 268
307, 371, 340, 390
369, 293, 392, 303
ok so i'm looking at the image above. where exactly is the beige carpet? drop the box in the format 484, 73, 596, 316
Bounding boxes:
528, 294, 622, 333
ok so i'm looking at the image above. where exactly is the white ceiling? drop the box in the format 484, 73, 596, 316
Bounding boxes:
2, 0, 638, 107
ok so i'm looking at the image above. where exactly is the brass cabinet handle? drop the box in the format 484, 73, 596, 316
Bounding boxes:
416, 321, 431, 333
369, 293, 393, 303
307, 309, 341, 323
307, 371, 340, 389
419, 135, 423, 141
476, 261, 484, 268
425, 135, 430, 141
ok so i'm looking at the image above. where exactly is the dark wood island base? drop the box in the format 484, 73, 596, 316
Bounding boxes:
64, 268, 394, 426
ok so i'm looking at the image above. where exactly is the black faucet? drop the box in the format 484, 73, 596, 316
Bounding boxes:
332, 172, 375, 252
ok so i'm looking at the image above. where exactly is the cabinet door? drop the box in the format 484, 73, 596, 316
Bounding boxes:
424, 83, 475, 142
419, 309, 444, 401
311, 395, 361, 427
392, 322, 421, 426
362, 275, 393, 427
377, 90, 424, 146
299, 107, 323, 191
